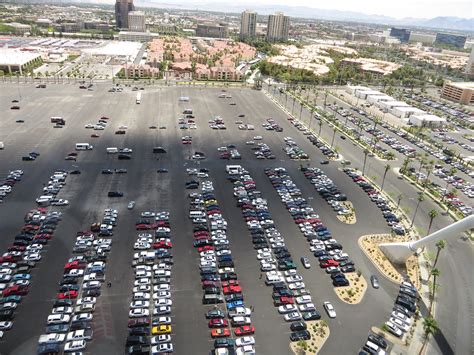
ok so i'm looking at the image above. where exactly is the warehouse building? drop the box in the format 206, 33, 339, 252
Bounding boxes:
408, 114, 446, 127
0, 48, 43, 74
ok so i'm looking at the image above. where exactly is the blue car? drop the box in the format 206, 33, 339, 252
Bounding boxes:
226, 300, 244, 310
12, 274, 31, 281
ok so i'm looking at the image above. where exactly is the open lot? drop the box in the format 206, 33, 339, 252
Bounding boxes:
0, 82, 468, 354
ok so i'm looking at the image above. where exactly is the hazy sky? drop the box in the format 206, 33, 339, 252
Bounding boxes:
140, 0, 473, 19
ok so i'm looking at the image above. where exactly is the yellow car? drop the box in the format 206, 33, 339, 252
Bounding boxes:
152, 325, 172, 335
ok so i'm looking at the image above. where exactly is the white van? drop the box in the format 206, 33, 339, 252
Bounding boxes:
76, 143, 93, 151
0, 142, 4, 150
265, 274, 283, 285
226, 165, 242, 175
106, 147, 118, 154
189, 211, 206, 219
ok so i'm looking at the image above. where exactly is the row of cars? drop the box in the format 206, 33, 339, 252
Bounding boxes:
35, 170, 70, 207
264, 167, 354, 287
228, 166, 321, 343
84, 116, 110, 133
38, 208, 117, 354
301, 167, 349, 215
248, 141, 276, 160
0, 169, 23, 204
178, 114, 197, 130
262, 117, 283, 132
127, 211, 175, 355
22, 151, 41, 162
189, 181, 256, 355
305, 130, 338, 159
218, 146, 241, 160
283, 137, 309, 160
209, 116, 227, 130
0, 208, 63, 339
342, 168, 406, 235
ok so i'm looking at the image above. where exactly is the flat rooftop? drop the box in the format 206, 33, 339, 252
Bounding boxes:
0, 48, 41, 66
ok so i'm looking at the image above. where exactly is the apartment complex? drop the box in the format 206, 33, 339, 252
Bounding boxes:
128, 11, 145, 32
240, 10, 257, 40
266, 12, 290, 42
115, 0, 135, 29
441, 82, 474, 105
196, 23, 227, 38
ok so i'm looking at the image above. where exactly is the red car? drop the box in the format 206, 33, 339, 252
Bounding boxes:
202, 280, 220, 289
136, 224, 151, 231
194, 231, 209, 237
211, 328, 230, 338
194, 235, 209, 241
0, 255, 20, 263
279, 296, 294, 305
221, 280, 239, 287
35, 233, 52, 240
64, 261, 86, 271
208, 319, 228, 328
153, 241, 172, 249
128, 317, 151, 328
197, 246, 214, 253
234, 325, 255, 336
320, 259, 339, 268
57, 290, 78, 299
223, 285, 242, 295
3, 285, 29, 297
182, 140, 192, 145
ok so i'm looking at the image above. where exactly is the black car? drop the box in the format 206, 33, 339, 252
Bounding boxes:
290, 330, 311, 341
54, 299, 74, 308
69, 170, 81, 175
126, 335, 150, 347
127, 345, 150, 355
367, 333, 388, 349
102, 169, 113, 174
157, 168, 168, 173
128, 327, 150, 336
22, 155, 35, 161
83, 289, 101, 297
0, 309, 14, 321
37, 343, 60, 355
108, 191, 124, 197
118, 154, 131, 160
290, 321, 307, 332
46, 323, 70, 334
302, 311, 321, 321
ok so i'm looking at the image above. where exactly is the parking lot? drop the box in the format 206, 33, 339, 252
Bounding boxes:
0, 82, 424, 354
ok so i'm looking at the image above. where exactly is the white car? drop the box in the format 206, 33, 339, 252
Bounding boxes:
76, 297, 96, 306
153, 291, 171, 299
323, 301, 336, 318
64, 339, 86, 352
83, 281, 102, 289
286, 275, 303, 283
299, 303, 316, 312
66, 329, 93, 341
51, 199, 69, 206
278, 304, 297, 314
153, 284, 170, 292
47, 314, 70, 325
134, 278, 151, 287
391, 311, 412, 325
154, 316, 171, 325
133, 285, 151, 293
134, 242, 151, 250
288, 282, 305, 290
136, 270, 152, 279
235, 336, 255, 347
253, 136, 263, 140
24, 253, 41, 261
130, 300, 150, 309
284, 311, 302, 321
133, 292, 151, 301
296, 295, 312, 305
152, 343, 173, 354
38, 333, 66, 344
129, 308, 149, 318
151, 334, 171, 345
52, 306, 73, 315
155, 298, 172, 307
389, 317, 410, 332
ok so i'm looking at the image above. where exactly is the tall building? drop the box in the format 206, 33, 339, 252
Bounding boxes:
389, 28, 411, 43
441, 81, 474, 105
115, 0, 135, 29
435, 32, 467, 49
408, 32, 436, 45
266, 12, 290, 42
196, 23, 227, 38
465, 47, 474, 78
240, 10, 257, 40
128, 11, 145, 32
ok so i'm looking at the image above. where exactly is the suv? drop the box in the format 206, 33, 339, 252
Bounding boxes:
108, 191, 124, 197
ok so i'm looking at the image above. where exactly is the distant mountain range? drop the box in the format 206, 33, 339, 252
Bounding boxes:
139, 1, 474, 32
6, 0, 474, 32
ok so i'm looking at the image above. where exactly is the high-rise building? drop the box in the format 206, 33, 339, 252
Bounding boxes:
389, 28, 411, 43
128, 11, 145, 32
465, 47, 474, 78
115, 0, 135, 29
240, 10, 257, 40
435, 32, 467, 49
266, 12, 290, 42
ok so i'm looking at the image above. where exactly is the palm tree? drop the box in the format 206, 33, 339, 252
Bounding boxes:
432, 239, 445, 269
362, 149, 370, 176
317, 119, 323, 137
429, 268, 440, 313
330, 124, 337, 149
410, 193, 425, 228
418, 316, 439, 355
427, 209, 438, 235
381, 164, 391, 191
400, 157, 410, 175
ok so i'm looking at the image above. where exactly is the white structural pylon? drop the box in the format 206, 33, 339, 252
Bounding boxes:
379, 215, 474, 264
